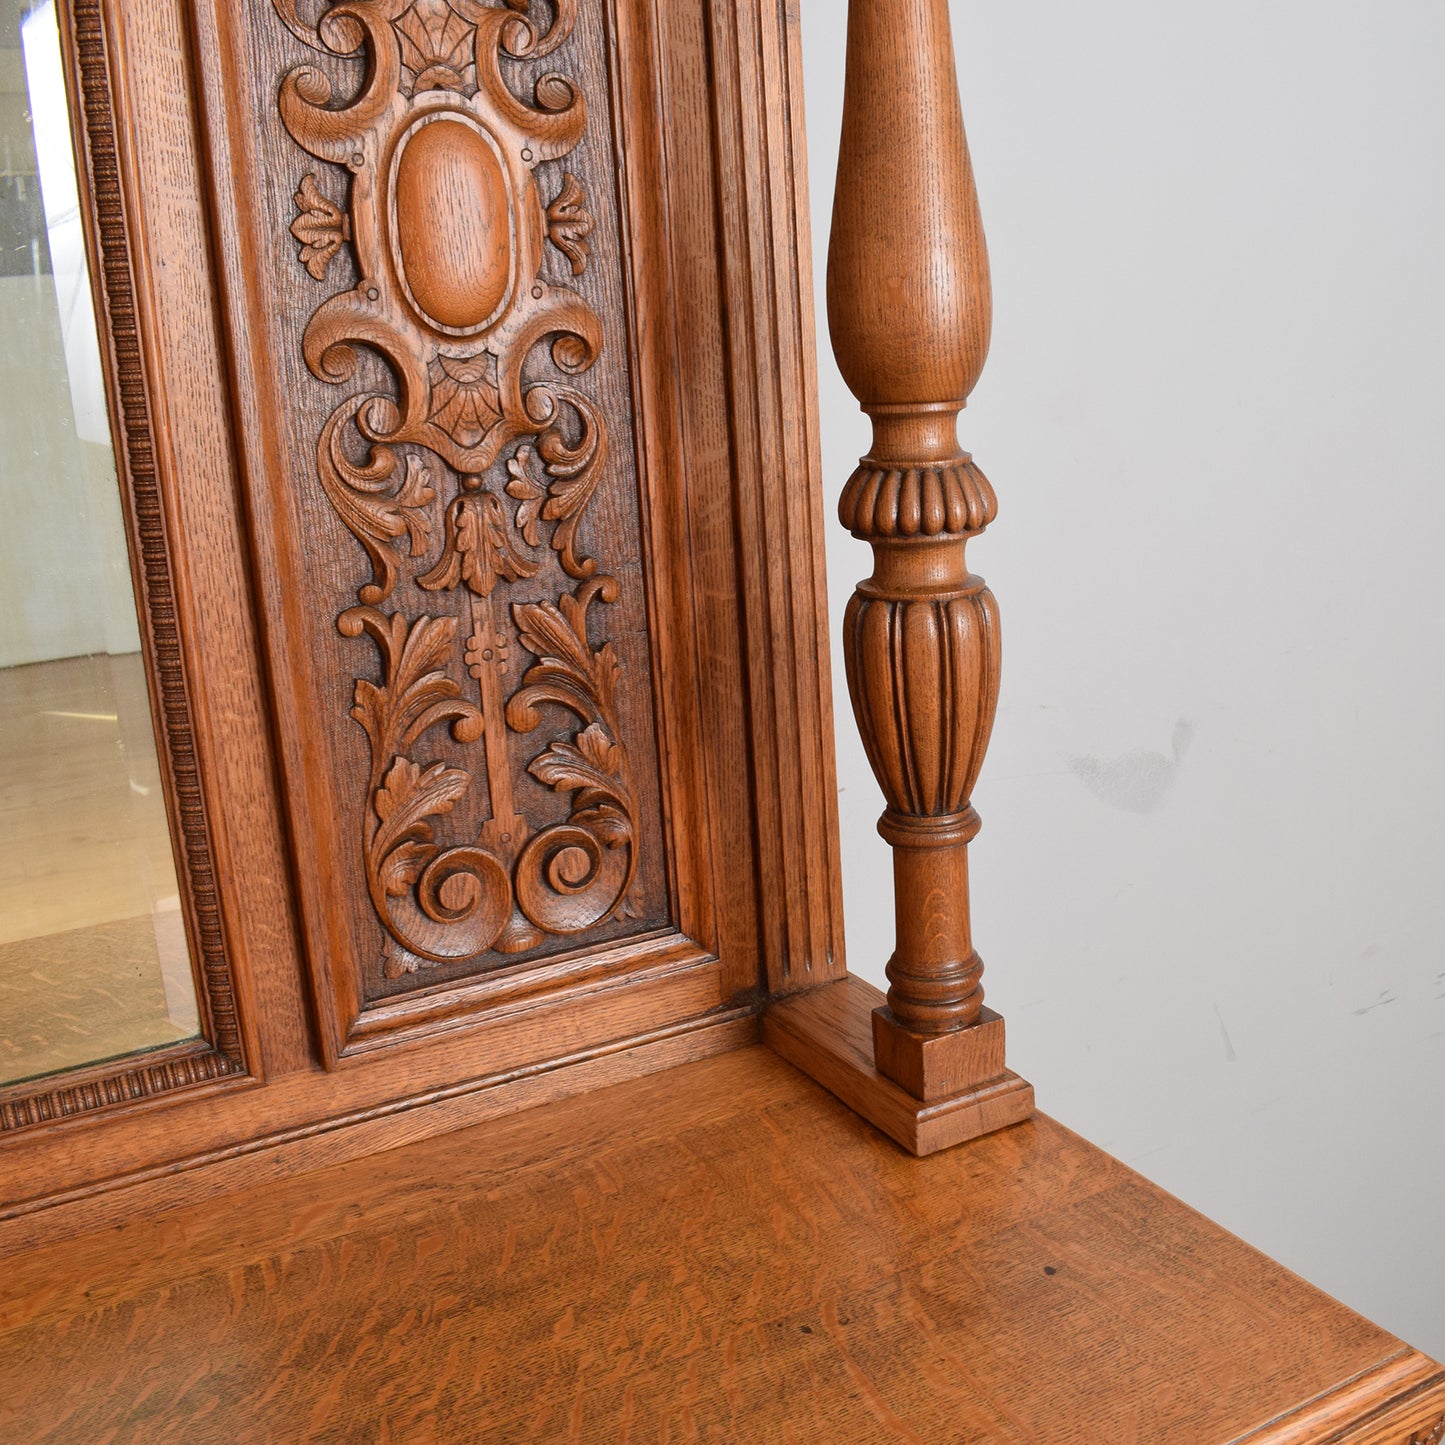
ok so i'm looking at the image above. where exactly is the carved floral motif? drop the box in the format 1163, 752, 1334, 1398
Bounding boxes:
547, 173, 593, 275
274, 0, 636, 977
291, 173, 350, 280
1411, 1419, 1445, 1445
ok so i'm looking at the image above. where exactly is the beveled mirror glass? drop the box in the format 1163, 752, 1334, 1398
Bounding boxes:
0, 0, 199, 1086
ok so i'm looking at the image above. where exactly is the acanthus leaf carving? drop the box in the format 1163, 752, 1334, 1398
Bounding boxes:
291, 173, 350, 281
546, 173, 593, 275
505, 444, 546, 546
374, 756, 471, 896
342, 607, 484, 764
530, 723, 632, 846
341, 603, 512, 963
318, 414, 438, 608
417, 489, 538, 597
276, 0, 641, 980
530, 385, 605, 579
507, 576, 636, 935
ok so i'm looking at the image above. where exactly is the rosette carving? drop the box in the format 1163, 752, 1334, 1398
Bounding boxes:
274, 0, 638, 980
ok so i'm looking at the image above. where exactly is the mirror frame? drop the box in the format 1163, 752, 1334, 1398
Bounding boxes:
0, 0, 254, 1131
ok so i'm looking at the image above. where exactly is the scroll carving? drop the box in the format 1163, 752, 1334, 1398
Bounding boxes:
275, 0, 637, 980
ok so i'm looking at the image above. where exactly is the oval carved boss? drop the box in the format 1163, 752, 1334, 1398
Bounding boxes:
392, 114, 515, 335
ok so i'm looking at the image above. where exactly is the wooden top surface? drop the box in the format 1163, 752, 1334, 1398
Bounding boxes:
1, 1043, 1439, 1443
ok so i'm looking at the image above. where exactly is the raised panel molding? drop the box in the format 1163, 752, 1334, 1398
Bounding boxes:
202, 0, 722, 1062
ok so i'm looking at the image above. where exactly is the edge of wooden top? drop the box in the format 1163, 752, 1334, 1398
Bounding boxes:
0, 1008, 762, 1254
767, 977, 1443, 1444
1, 1036, 1438, 1442
1228, 1347, 1445, 1444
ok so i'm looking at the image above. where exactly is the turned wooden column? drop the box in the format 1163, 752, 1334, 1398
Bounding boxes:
829, 0, 1005, 1102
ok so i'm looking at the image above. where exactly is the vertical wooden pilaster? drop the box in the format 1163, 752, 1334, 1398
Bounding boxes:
765, 0, 1033, 1152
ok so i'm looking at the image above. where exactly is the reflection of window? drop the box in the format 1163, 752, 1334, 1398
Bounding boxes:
22, 0, 108, 443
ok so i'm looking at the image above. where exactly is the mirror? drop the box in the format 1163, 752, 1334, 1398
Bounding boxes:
0, 0, 199, 1087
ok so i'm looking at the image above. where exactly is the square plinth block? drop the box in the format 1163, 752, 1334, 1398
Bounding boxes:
764, 975, 1034, 1156
872, 1004, 1007, 1102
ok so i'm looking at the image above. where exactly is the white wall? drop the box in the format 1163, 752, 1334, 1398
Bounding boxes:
802, 0, 1445, 1359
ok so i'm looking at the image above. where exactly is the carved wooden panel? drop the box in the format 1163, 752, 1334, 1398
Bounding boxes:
218, 0, 693, 1053
1, 0, 840, 1229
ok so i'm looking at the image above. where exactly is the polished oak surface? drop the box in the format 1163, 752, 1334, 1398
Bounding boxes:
1, 0, 840, 1198
2, 1044, 1439, 1443
811, 0, 1032, 1130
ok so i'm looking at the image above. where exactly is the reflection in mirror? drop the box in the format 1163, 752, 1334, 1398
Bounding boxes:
0, 0, 199, 1086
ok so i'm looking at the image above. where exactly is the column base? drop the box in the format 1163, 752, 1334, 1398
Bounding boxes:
764, 975, 1034, 1157
872, 1002, 1006, 1102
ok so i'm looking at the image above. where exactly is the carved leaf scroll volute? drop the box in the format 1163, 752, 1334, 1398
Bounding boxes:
274, 0, 639, 982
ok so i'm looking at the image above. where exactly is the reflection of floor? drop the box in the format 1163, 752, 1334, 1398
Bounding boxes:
0, 915, 192, 1084
0, 653, 197, 1087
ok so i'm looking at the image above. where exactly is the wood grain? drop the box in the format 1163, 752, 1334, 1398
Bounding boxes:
0, 951, 726, 1246
826, 0, 1016, 1107
217, 0, 690, 1046
0, 1046, 1437, 1442
766, 974, 1033, 1154
700, 0, 847, 995
2, 0, 844, 1226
